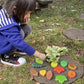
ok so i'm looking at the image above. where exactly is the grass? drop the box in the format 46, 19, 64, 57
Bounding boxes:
0, 0, 84, 84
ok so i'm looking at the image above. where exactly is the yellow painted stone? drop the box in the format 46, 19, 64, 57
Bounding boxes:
51, 61, 58, 68
39, 70, 46, 77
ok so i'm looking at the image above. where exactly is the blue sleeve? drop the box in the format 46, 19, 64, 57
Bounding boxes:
1, 26, 36, 56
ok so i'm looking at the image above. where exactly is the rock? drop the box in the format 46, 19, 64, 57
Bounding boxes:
68, 71, 76, 79
54, 66, 65, 74
55, 75, 67, 84
68, 64, 77, 70
32, 63, 42, 68
39, 70, 46, 77
35, 58, 43, 65
60, 60, 68, 67
30, 68, 38, 77
51, 61, 58, 68
46, 70, 53, 80
63, 28, 84, 41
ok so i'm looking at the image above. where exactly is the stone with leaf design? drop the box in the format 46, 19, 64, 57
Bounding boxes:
55, 75, 67, 84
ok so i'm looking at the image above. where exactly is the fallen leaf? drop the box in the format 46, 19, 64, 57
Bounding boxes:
31, 40, 36, 44
76, 54, 80, 57
39, 19, 45, 22
3, 64, 9, 68
0, 77, 2, 80
36, 16, 39, 19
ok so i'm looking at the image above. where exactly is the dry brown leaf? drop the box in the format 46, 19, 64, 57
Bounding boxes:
31, 40, 36, 44
35, 82, 40, 84
76, 54, 80, 57
38, 36, 45, 41
3, 64, 9, 68
0, 77, 2, 80
39, 19, 44, 22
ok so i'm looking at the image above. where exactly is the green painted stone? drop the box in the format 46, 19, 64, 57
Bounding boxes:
60, 60, 67, 67
51, 61, 58, 68
35, 58, 43, 65
32, 63, 42, 68
55, 75, 67, 84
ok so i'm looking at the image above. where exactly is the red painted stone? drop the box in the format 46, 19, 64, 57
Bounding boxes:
46, 70, 53, 80
30, 68, 38, 77
54, 66, 65, 74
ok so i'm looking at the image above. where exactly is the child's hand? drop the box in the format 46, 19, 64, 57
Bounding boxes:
34, 51, 46, 61
38, 53, 45, 61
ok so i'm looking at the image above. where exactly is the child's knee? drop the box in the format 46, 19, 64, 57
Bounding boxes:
21, 24, 32, 38
27, 24, 32, 33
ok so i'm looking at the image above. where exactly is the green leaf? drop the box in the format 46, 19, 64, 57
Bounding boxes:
45, 45, 68, 63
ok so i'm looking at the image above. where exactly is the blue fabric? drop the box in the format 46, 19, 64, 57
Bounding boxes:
0, 8, 36, 56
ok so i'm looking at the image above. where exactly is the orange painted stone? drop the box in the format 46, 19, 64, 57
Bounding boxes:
30, 68, 38, 77
54, 66, 65, 74
46, 70, 53, 80
68, 71, 76, 79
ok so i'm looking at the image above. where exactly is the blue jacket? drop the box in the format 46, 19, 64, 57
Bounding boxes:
0, 8, 36, 56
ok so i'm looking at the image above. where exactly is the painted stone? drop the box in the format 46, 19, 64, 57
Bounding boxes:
35, 58, 43, 65
68, 71, 76, 79
60, 60, 67, 67
39, 70, 46, 77
30, 68, 38, 77
54, 66, 65, 74
55, 75, 67, 84
46, 70, 53, 80
32, 63, 42, 68
51, 61, 58, 68
68, 64, 77, 70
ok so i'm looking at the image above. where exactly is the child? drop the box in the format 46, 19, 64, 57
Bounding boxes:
0, 0, 46, 67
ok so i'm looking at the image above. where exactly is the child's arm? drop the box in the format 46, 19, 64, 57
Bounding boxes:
1, 26, 35, 56
33, 51, 46, 61
1, 26, 46, 61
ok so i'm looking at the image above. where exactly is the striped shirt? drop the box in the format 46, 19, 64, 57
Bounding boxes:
0, 8, 15, 28
0, 8, 36, 56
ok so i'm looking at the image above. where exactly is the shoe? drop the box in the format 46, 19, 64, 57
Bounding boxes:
14, 50, 27, 55
1, 54, 26, 67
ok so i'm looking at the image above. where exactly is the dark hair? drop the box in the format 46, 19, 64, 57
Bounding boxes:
4, 0, 36, 22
